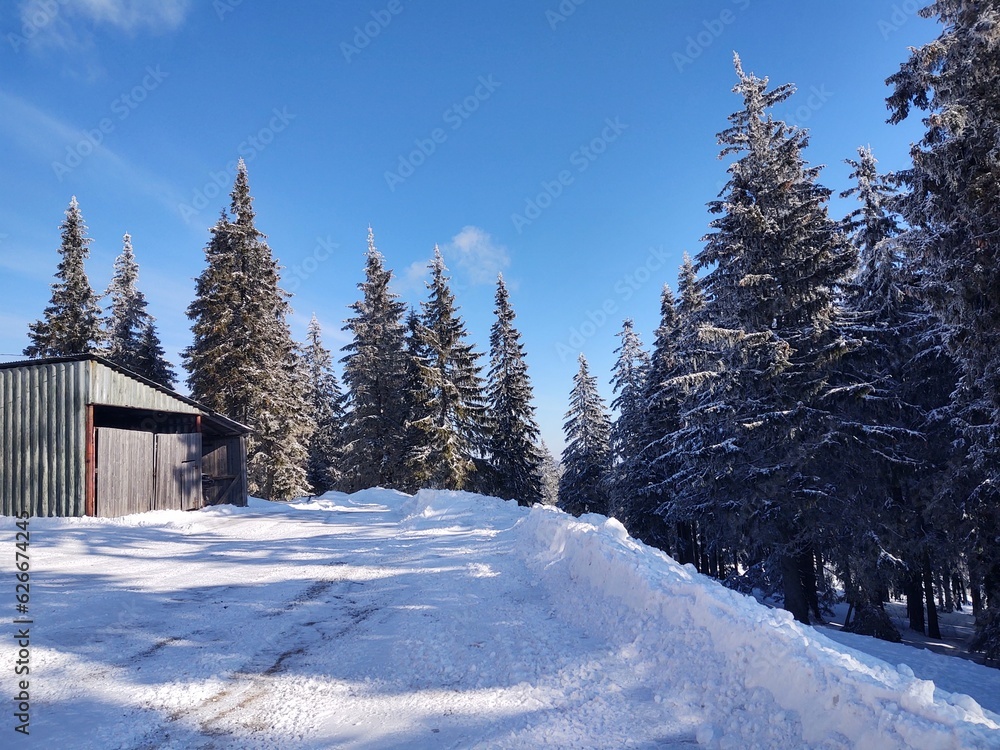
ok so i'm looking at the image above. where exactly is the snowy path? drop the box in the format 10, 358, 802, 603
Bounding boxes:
3, 489, 999, 749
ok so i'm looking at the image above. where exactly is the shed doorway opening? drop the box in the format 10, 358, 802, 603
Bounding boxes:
92, 406, 202, 517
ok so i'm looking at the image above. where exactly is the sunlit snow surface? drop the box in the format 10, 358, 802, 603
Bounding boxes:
2, 489, 998, 749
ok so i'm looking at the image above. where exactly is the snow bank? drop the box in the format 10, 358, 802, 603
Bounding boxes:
512, 504, 1000, 749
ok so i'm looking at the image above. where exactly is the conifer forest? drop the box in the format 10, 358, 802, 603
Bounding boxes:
20, 2, 1000, 663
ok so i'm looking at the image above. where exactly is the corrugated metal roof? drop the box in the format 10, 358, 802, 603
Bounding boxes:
1, 355, 250, 435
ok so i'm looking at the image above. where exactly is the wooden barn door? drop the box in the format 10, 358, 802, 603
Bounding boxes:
95, 427, 154, 517
153, 433, 202, 511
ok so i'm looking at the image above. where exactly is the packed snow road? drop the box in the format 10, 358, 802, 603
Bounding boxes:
3, 490, 999, 749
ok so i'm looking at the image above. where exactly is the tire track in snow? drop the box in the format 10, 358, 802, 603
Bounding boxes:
120, 576, 383, 749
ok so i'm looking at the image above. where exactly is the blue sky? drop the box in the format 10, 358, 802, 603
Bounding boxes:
0, 0, 938, 451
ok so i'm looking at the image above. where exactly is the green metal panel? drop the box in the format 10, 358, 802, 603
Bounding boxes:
86, 359, 200, 414
0, 360, 88, 517
0, 356, 249, 517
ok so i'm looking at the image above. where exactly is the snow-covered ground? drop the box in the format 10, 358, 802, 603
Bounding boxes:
2, 489, 999, 749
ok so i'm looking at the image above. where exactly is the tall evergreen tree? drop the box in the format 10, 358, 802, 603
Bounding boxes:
828, 147, 928, 641
538, 439, 562, 506
408, 248, 489, 491
643, 261, 711, 561
340, 227, 411, 492
483, 274, 543, 505
606, 319, 649, 522
678, 55, 856, 623
399, 307, 433, 493
887, 2, 1000, 655
631, 285, 680, 545
558, 354, 612, 517
104, 232, 175, 386
303, 315, 346, 495
185, 159, 310, 501
25, 197, 103, 357
133, 321, 176, 388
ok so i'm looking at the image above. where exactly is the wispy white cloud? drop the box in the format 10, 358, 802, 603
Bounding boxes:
394, 258, 432, 295
444, 225, 510, 285
12, 0, 191, 67
0, 89, 182, 215
62, 0, 190, 32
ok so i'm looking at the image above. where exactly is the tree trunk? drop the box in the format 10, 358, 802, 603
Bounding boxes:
942, 567, 954, 613
815, 550, 831, 604
781, 553, 810, 624
986, 563, 1000, 611
691, 524, 702, 573
972, 581, 983, 621
675, 522, 693, 565
923, 554, 941, 640
799, 550, 823, 622
906, 569, 925, 634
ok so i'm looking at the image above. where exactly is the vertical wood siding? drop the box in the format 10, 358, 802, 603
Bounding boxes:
153, 433, 202, 511
95, 427, 154, 517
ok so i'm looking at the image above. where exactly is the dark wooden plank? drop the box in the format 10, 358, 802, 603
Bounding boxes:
154, 433, 202, 511
85, 405, 95, 516
95, 427, 153, 517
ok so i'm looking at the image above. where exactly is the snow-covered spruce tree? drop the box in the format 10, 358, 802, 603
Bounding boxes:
133, 321, 176, 388
104, 233, 175, 386
606, 319, 649, 523
259, 344, 314, 502
399, 308, 434, 493
558, 354, 612, 517
538, 439, 562, 506
645, 259, 715, 565
827, 147, 925, 641
628, 285, 680, 551
407, 248, 489, 492
887, 0, 1000, 657
483, 274, 543, 505
25, 197, 103, 357
303, 315, 346, 495
680, 55, 856, 623
185, 160, 311, 501
339, 227, 411, 492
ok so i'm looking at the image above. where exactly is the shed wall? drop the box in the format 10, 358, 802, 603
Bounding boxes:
0, 361, 88, 516
202, 435, 248, 506
1, 358, 249, 516
87, 360, 201, 414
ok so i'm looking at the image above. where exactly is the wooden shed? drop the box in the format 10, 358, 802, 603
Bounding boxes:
0, 355, 250, 517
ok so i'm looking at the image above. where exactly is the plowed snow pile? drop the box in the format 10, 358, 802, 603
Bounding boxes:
2, 488, 998, 749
